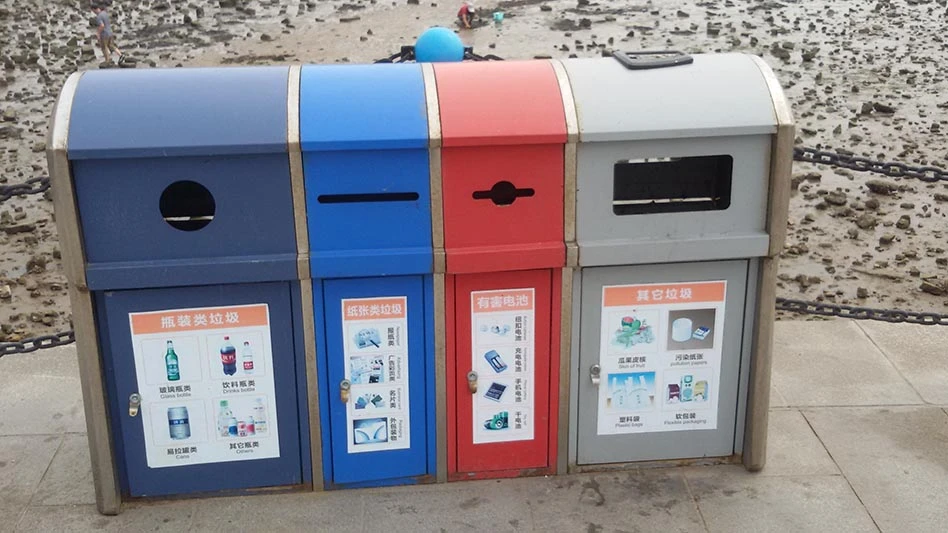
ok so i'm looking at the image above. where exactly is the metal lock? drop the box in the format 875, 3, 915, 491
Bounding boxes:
589, 364, 601, 386
340, 379, 351, 403
128, 393, 141, 417
467, 371, 478, 394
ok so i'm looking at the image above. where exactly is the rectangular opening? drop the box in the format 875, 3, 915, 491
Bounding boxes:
612, 155, 733, 215
317, 192, 420, 204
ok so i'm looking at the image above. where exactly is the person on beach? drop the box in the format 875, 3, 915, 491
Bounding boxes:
91, 2, 124, 66
458, 1, 476, 29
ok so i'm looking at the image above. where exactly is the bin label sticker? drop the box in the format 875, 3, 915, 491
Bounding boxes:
471, 288, 535, 444
128, 304, 280, 468
341, 297, 411, 454
596, 281, 726, 435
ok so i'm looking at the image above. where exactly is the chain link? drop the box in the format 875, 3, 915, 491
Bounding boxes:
776, 298, 948, 325
0, 176, 51, 203
794, 146, 948, 183
375, 46, 503, 64
0, 330, 75, 358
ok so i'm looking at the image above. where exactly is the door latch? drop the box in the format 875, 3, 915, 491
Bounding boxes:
339, 379, 351, 403
589, 364, 601, 386
467, 371, 478, 394
128, 393, 141, 417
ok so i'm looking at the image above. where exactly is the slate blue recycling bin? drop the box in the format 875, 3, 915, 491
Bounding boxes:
65, 67, 311, 499
300, 64, 437, 488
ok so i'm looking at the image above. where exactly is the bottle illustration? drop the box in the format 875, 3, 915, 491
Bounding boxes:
242, 341, 255, 375
167, 406, 190, 440
246, 416, 256, 436
220, 336, 237, 376
252, 398, 268, 435
165, 340, 180, 382
228, 415, 239, 437
217, 400, 233, 438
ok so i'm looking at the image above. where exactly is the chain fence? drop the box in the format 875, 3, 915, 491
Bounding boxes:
0, 176, 50, 203
2, 142, 948, 357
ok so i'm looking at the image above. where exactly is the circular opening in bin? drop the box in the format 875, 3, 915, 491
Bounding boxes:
159, 181, 215, 232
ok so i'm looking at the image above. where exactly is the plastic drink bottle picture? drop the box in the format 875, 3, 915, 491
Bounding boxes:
242, 341, 254, 374
252, 398, 267, 435
217, 400, 233, 437
165, 340, 180, 381
220, 336, 237, 376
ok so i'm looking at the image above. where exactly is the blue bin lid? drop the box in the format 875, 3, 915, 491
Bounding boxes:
300, 64, 428, 151
68, 66, 290, 160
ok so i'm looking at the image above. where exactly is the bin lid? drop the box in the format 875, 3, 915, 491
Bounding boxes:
434, 60, 567, 147
67, 66, 290, 160
562, 54, 777, 142
300, 64, 428, 151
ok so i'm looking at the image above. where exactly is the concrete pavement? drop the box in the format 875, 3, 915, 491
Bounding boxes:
2, 318, 947, 532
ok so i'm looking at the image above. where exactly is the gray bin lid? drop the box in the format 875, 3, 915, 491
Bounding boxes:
68, 66, 289, 160
562, 54, 777, 142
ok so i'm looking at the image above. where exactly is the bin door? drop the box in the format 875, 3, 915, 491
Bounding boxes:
97, 282, 304, 497
576, 260, 749, 464
320, 275, 431, 485
454, 269, 553, 473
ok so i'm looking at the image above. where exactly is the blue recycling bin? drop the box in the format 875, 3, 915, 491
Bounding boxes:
66, 67, 311, 497
300, 64, 437, 488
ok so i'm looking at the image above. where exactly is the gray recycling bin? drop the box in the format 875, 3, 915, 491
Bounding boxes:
561, 53, 793, 472
47, 67, 315, 514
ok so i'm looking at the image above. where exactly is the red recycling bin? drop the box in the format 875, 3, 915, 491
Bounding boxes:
434, 60, 568, 480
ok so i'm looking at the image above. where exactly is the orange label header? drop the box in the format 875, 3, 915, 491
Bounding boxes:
603, 281, 726, 307
343, 297, 407, 321
472, 288, 535, 313
130, 304, 269, 335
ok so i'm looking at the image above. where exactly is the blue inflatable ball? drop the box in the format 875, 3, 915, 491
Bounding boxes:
415, 27, 465, 63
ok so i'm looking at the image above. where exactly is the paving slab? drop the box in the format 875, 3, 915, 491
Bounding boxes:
0, 435, 63, 533
367, 478, 534, 532
803, 406, 948, 533
0, 347, 86, 435
31, 434, 96, 506
189, 490, 362, 532
772, 320, 922, 407
855, 321, 948, 405
684, 465, 877, 533
760, 410, 838, 476
522, 470, 704, 533
14, 501, 195, 533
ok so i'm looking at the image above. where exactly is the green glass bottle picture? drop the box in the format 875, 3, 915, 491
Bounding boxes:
165, 340, 180, 381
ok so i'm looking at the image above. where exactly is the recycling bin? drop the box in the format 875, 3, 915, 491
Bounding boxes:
300, 64, 437, 488
561, 53, 793, 471
48, 67, 313, 514
432, 61, 571, 480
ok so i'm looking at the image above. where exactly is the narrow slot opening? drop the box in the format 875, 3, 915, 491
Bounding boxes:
159, 180, 215, 231
612, 155, 733, 215
317, 192, 420, 204
472, 181, 535, 206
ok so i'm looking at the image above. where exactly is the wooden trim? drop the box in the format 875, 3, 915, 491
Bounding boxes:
743, 56, 793, 471
71, 285, 122, 514
287, 65, 310, 280
433, 273, 447, 482
47, 72, 86, 289
48, 73, 122, 514
299, 279, 323, 488
556, 267, 573, 474
750, 55, 794, 258
551, 60, 579, 267
421, 63, 445, 274
743, 257, 777, 471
